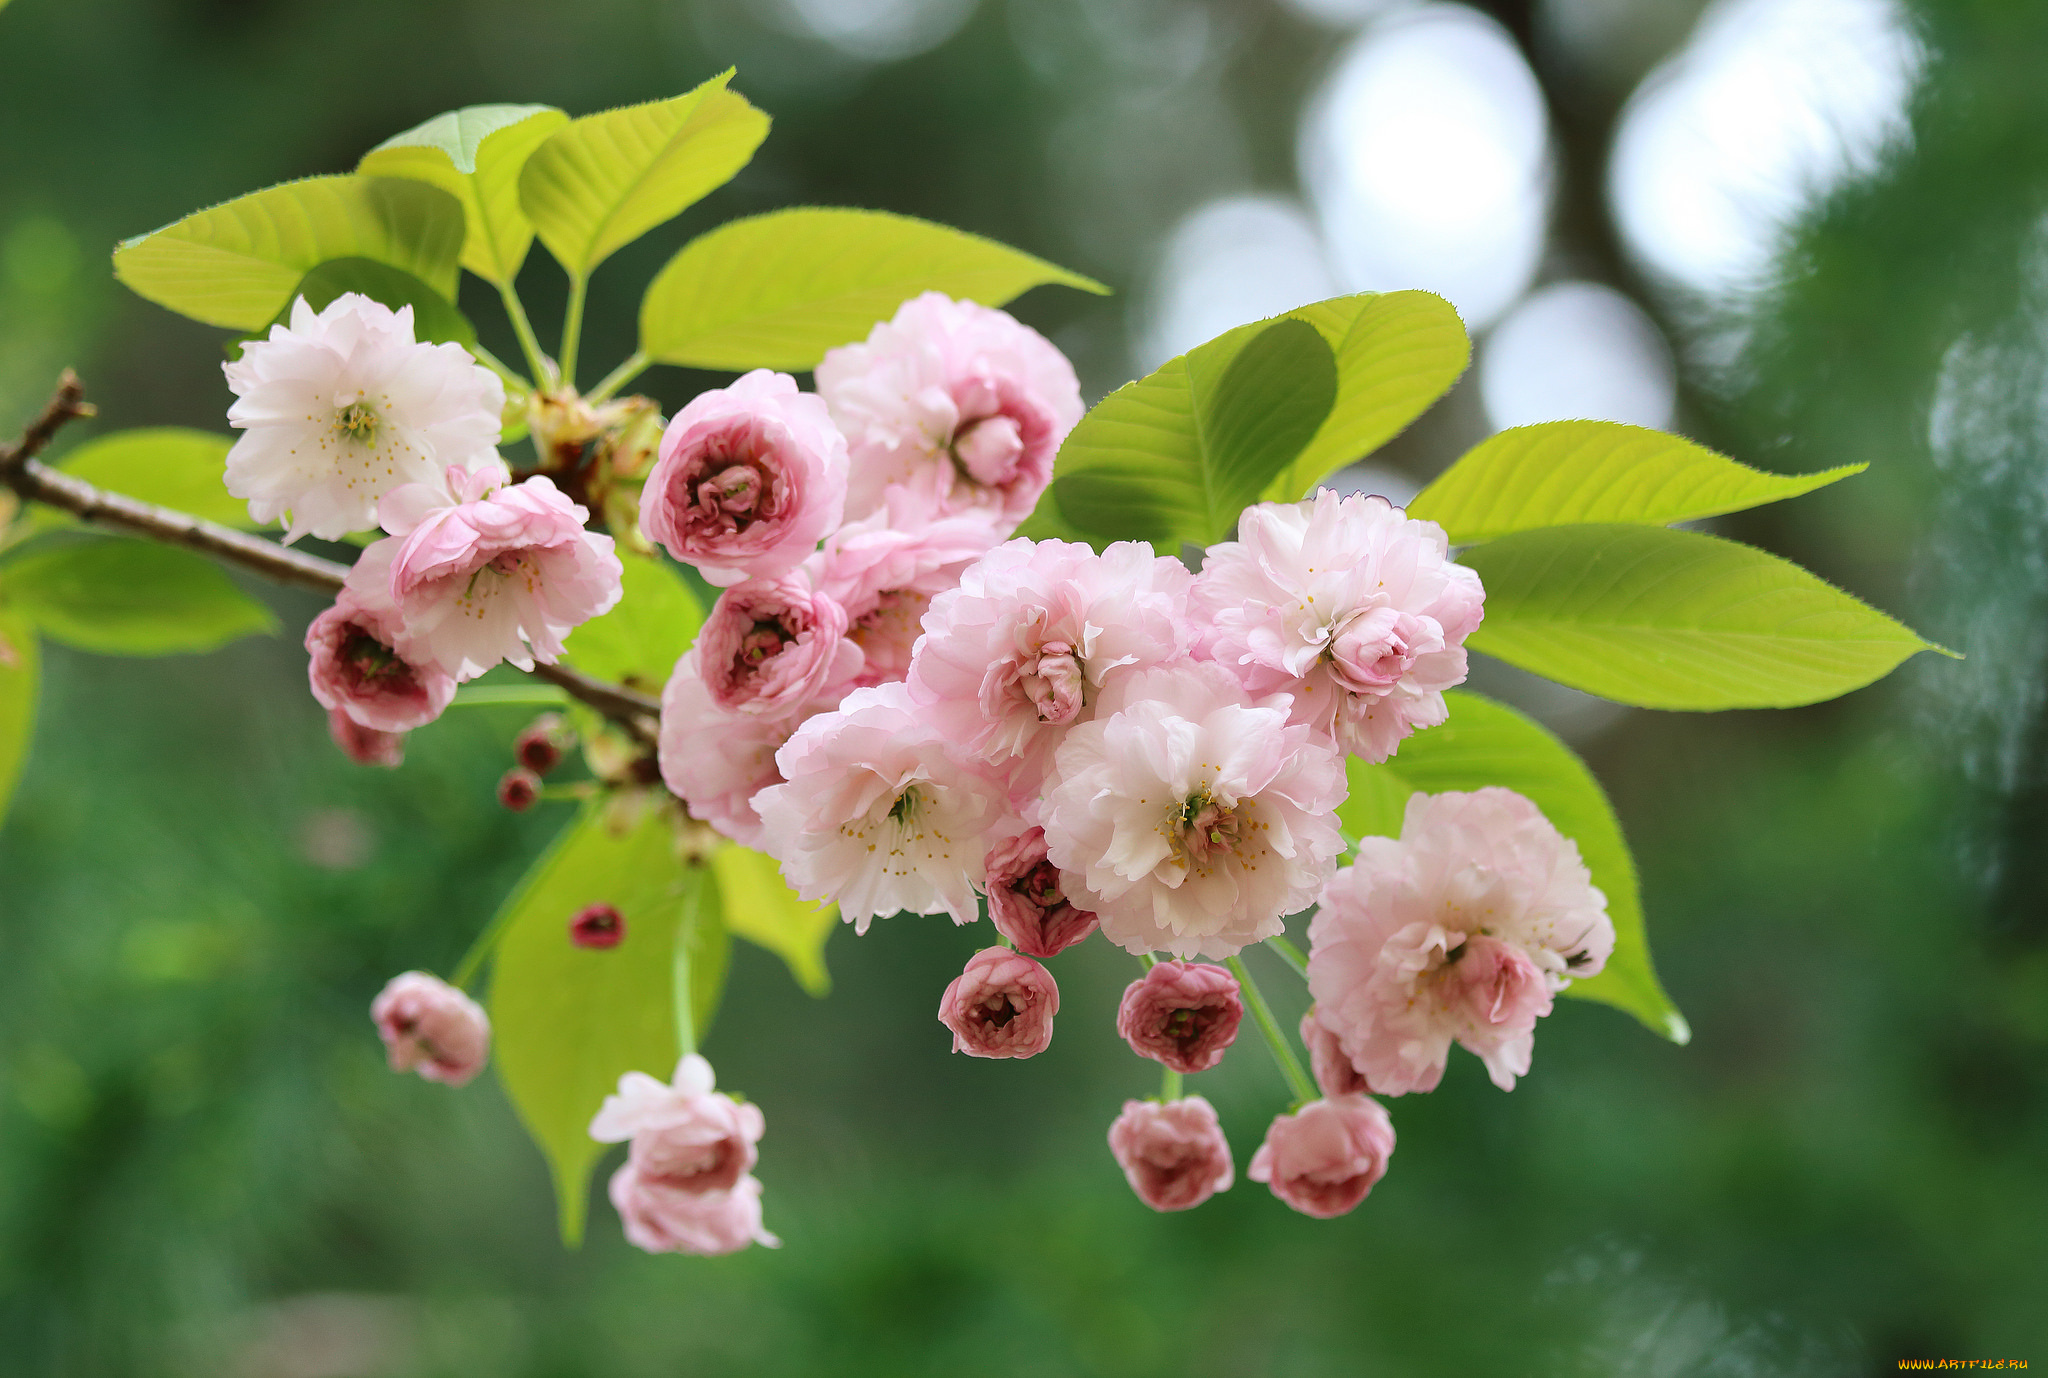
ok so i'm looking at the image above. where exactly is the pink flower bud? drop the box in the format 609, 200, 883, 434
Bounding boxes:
608, 1166, 780, 1255
370, 971, 490, 1086
983, 827, 1098, 958
1107, 1096, 1234, 1212
570, 904, 625, 949
937, 947, 1059, 1059
306, 592, 455, 733
1115, 960, 1243, 1074
1248, 1094, 1396, 1219
497, 767, 541, 811
590, 1055, 765, 1195
327, 707, 405, 768
1300, 1007, 1371, 1098
516, 713, 570, 774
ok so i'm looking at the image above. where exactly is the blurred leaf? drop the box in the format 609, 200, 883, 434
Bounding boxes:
562, 555, 704, 695
1465, 524, 1941, 709
489, 804, 708, 1246
40, 428, 255, 532
0, 607, 37, 826
113, 175, 464, 330
1339, 691, 1685, 1042
1260, 291, 1471, 502
1052, 317, 1338, 548
639, 207, 1108, 370
449, 683, 571, 708
229, 259, 477, 358
359, 103, 569, 287
520, 72, 768, 279
2, 539, 277, 656
710, 843, 834, 997
1411, 421, 1865, 543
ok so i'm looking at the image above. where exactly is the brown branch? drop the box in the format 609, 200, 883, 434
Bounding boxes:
3, 372, 661, 744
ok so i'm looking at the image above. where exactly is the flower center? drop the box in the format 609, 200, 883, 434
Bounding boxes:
334, 401, 379, 446
695, 459, 767, 530
888, 786, 921, 825
1012, 859, 1065, 912
949, 414, 1024, 487
1021, 640, 1085, 724
738, 619, 792, 669
977, 994, 1019, 1029
1177, 790, 1242, 861
341, 626, 409, 686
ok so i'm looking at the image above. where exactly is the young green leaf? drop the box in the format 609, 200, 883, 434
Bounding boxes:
520, 72, 769, 280
1410, 421, 1865, 544
709, 843, 835, 997
561, 555, 704, 696
488, 804, 707, 1246
0, 608, 38, 827
639, 207, 1108, 370
3, 539, 277, 656
113, 175, 465, 331
41, 428, 255, 532
1464, 523, 1942, 709
1260, 290, 1470, 502
359, 104, 570, 287
1338, 690, 1686, 1042
1052, 316, 1338, 548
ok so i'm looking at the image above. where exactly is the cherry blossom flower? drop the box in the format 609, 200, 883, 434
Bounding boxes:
656, 655, 818, 850
1107, 1097, 1235, 1212
1306, 787, 1614, 1094
937, 947, 1060, 1058
816, 292, 1082, 526
1116, 960, 1243, 1074
306, 589, 455, 733
754, 682, 1012, 930
361, 461, 622, 681
638, 369, 848, 587
982, 827, 1099, 958
370, 971, 489, 1086
908, 538, 1192, 794
1248, 1095, 1396, 1218
608, 1170, 780, 1256
1192, 490, 1484, 763
694, 571, 862, 719
590, 1054, 765, 1195
223, 293, 503, 543
1038, 660, 1346, 960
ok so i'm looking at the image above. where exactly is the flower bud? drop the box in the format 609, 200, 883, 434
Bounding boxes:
370, 972, 490, 1086
608, 1167, 780, 1255
1107, 1097, 1234, 1212
515, 713, 571, 775
937, 947, 1058, 1058
1248, 1095, 1396, 1219
570, 903, 626, 949
1116, 960, 1243, 1074
327, 707, 405, 768
1301, 1007, 1371, 1098
983, 828, 1098, 958
498, 767, 541, 811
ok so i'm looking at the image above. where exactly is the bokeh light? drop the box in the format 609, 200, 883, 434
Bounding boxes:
766, 0, 979, 62
1135, 195, 1338, 371
1480, 279, 1677, 430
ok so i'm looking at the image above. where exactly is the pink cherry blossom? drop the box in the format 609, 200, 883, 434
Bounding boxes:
937, 947, 1059, 1058
306, 590, 455, 733
804, 489, 1002, 688
908, 538, 1193, 794
1248, 1095, 1396, 1218
608, 1168, 780, 1255
370, 972, 489, 1086
1038, 660, 1346, 960
1306, 787, 1614, 1094
982, 827, 1099, 958
817, 292, 1082, 526
589, 1054, 765, 1195
1300, 1007, 1371, 1098
327, 707, 405, 767
656, 652, 818, 850
1192, 489, 1484, 763
638, 369, 848, 587
694, 571, 862, 719
1106, 1097, 1234, 1212
369, 462, 623, 680
753, 682, 1012, 930
1116, 961, 1243, 1074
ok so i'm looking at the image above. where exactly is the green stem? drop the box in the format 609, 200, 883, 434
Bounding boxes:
588, 350, 651, 404
558, 273, 588, 389
673, 885, 699, 1058
467, 339, 528, 393
498, 282, 555, 389
1137, 952, 1158, 970
1227, 954, 1315, 1105
451, 906, 517, 992
1265, 935, 1308, 979
1160, 1066, 1183, 1101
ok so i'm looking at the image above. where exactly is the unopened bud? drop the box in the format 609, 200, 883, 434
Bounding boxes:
516, 713, 572, 775
328, 707, 405, 768
498, 767, 542, 811
570, 903, 626, 949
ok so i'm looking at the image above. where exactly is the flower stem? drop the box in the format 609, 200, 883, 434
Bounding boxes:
467, 339, 528, 393
558, 273, 589, 389
588, 350, 651, 404
1227, 954, 1315, 1105
673, 871, 705, 1058
1160, 1066, 1182, 1101
451, 900, 518, 991
1138, 952, 1158, 970
1265, 935, 1308, 979
498, 282, 555, 389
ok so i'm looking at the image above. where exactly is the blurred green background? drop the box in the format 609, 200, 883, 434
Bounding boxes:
3, 0, 2046, 1372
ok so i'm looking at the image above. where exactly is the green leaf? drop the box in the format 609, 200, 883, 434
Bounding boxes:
1410, 421, 1865, 544
1464, 524, 1942, 709
44, 429, 255, 531
235, 258, 477, 354
0, 608, 38, 827
710, 843, 835, 997
488, 804, 708, 1246
562, 555, 704, 695
359, 104, 570, 287
639, 207, 1108, 370
1338, 691, 1685, 1042
113, 175, 465, 330
1052, 316, 1338, 548
3, 539, 277, 656
1261, 291, 1471, 502
520, 72, 769, 280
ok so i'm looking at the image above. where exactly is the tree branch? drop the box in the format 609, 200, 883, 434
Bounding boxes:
2, 372, 661, 744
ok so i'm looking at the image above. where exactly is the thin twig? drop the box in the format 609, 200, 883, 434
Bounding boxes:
3, 373, 661, 744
